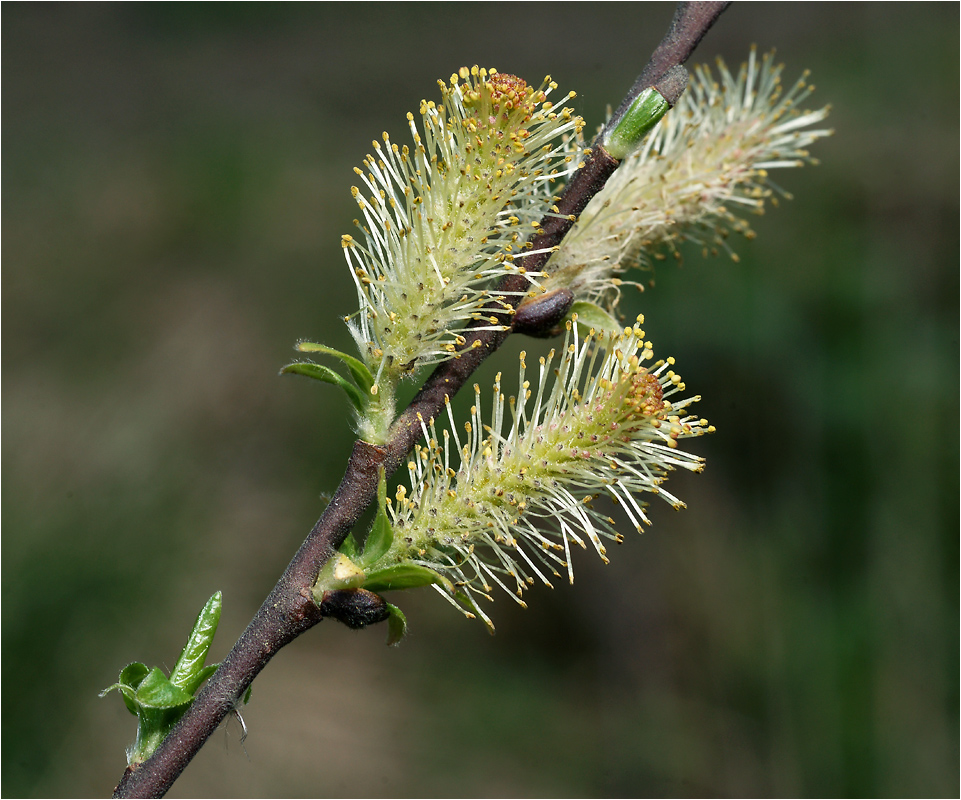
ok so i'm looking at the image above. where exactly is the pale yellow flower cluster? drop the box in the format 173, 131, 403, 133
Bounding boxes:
319, 52, 829, 627
545, 49, 832, 307
342, 67, 584, 394
367, 319, 712, 629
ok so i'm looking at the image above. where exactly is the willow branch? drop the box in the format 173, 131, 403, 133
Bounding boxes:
606, 1, 730, 137
112, 4, 730, 796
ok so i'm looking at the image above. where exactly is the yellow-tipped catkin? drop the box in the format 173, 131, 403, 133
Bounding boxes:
362, 319, 711, 629
546, 49, 832, 307
343, 68, 584, 392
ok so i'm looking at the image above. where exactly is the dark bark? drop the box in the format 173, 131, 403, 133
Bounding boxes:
605, 2, 730, 138
112, 4, 730, 796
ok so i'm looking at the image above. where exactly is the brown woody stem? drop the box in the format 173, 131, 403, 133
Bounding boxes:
112, 3, 730, 796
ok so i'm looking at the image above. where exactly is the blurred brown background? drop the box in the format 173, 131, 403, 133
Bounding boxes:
3, 3, 958, 797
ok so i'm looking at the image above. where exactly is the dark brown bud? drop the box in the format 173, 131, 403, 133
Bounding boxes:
320, 588, 390, 629
512, 288, 575, 338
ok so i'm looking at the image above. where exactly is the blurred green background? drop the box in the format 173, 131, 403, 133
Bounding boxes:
3, 3, 957, 797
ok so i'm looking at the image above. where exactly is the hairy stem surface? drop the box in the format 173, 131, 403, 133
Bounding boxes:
113, 4, 729, 796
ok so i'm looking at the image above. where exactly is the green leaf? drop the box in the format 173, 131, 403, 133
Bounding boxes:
134, 668, 193, 711
101, 685, 138, 715
185, 664, 219, 697
119, 662, 150, 689
100, 663, 150, 714
170, 592, 221, 694
362, 564, 445, 593
281, 362, 368, 413
450, 587, 476, 610
569, 301, 623, 339
339, 532, 361, 561
101, 597, 229, 767
295, 341, 375, 395
385, 603, 407, 646
359, 468, 393, 568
